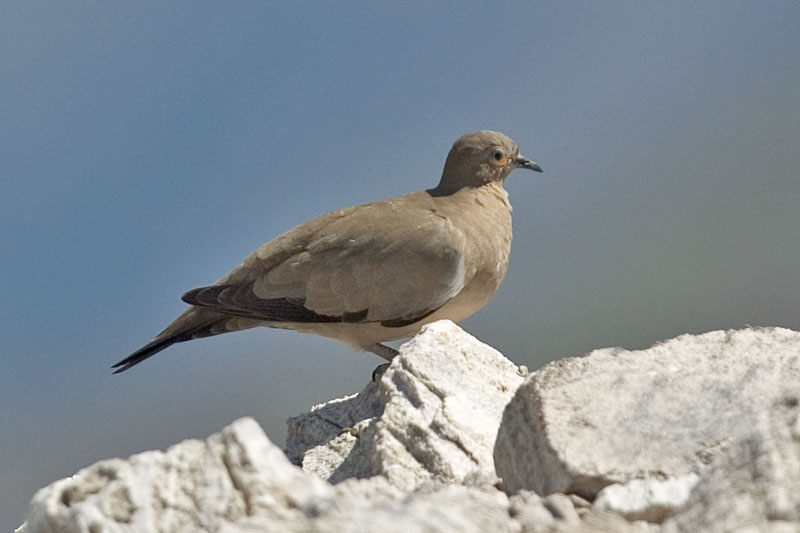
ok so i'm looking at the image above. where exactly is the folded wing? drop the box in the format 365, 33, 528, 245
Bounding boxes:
185, 198, 467, 327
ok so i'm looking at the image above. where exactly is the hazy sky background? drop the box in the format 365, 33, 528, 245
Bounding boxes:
3, 1, 800, 527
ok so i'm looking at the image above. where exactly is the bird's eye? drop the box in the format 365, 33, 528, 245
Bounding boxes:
490, 149, 507, 166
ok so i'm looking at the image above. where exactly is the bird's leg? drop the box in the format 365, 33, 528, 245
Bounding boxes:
368, 343, 399, 361
368, 343, 398, 381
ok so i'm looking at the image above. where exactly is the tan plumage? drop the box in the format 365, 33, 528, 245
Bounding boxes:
113, 130, 542, 373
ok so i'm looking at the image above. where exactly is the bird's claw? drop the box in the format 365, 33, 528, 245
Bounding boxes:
372, 363, 390, 381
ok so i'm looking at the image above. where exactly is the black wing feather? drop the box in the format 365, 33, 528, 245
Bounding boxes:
181, 283, 341, 323
181, 281, 441, 327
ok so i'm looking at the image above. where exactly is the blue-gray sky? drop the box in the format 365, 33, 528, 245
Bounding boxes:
3, 1, 800, 527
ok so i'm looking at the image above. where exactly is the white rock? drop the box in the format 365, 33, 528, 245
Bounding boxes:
321, 484, 515, 533
18, 323, 534, 533
287, 320, 526, 490
594, 474, 699, 522
663, 393, 800, 533
20, 326, 800, 532
495, 328, 800, 498
19, 418, 336, 533
508, 491, 658, 533
16, 419, 523, 533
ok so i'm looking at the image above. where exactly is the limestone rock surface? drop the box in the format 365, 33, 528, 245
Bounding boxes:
662, 392, 800, 533
286, 320, 526, 489
18, 324, 800, 532
495, 327, 800, 500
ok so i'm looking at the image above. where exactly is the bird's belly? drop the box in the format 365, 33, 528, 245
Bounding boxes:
263, 280, 494, 351
259, 260, 508, 351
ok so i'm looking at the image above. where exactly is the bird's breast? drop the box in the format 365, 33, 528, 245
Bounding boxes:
435, 184, 513, 308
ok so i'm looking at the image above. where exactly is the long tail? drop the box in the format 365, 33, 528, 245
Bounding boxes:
111, 311, 225, 373
111, 331, 196, 374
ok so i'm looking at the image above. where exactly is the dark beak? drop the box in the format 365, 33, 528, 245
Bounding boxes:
515, 156, 543, 173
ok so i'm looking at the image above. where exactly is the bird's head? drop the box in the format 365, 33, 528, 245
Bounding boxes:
434, 130, 542, 195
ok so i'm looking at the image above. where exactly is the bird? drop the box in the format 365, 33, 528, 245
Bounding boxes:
112, 130, 542, 373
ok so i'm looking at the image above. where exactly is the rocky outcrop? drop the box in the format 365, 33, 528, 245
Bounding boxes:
494, 328, 800, 498
285, 320, 526, 489
18, 322, 800, 532
661, 391, 800, 532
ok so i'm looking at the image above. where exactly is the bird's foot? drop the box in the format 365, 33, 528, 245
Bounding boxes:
371, 363, 390, 381
367, 343, 398, 381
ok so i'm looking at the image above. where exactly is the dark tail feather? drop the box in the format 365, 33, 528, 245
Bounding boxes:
112, 318, 222, 374
111, 332, 193, 374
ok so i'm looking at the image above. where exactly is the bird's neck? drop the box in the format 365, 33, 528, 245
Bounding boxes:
429, 176, 507, 198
